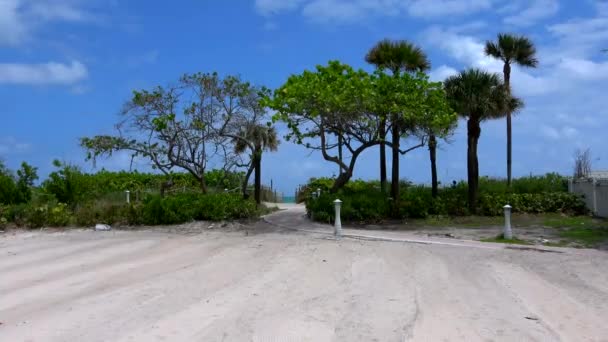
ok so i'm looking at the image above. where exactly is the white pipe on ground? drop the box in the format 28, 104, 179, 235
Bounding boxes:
503, 204, 512, 240
334, 199, 342, 237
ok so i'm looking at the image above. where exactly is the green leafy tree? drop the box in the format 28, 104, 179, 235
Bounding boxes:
233, 125, 279, 204
82, 73, 267, 195
485, 33, 538, 186
268, 61, 455, 194
16, 162, 38, 203
420, 89, 457, 198
365, 39, 431, 208
444, 69, 523, 212
0, 161, 19, 204
43, 160, 88, 206
267, 61, 377, 191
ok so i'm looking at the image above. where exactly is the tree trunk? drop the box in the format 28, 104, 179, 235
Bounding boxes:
379, 118, 387, 193
507, 112, 512, 186
504, 62, 512, 187
391, 118, 400, 216
200, 174, 207, 194
467, 118, 481, 214
429, 134, 438, 198
254, 149, 262, 205
331, 170, 352, 193
241, 159, 255, 199
160, 179, 173, 198
338, 134, 344, 177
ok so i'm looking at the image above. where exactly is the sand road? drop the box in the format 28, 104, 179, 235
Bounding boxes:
1, 214, 608, 341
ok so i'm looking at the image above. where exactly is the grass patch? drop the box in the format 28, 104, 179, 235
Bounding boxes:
480, 234, 532, 245
558, 227, 608, 248
543, 215, 608, 229
541, 215, 608, 248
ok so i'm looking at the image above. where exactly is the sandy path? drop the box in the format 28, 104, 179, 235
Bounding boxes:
1, 222, 608, 341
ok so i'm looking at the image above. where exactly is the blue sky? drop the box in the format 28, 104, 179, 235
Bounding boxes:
1, 0, 607, 195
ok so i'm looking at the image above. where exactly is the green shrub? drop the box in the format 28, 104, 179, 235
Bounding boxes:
74, 202, 143, 226
306, 188, 390, 223
477, 173, 568, 194
305, 176, 585, 223
47, 203, 71, 227
478, 192, 587, 216
140, 193, 258, 225
24, 205, 49, 228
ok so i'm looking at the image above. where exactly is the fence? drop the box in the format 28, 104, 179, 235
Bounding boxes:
569, 178, 608, 218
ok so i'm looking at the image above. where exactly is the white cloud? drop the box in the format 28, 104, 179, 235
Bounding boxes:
539, 125, 579, 140
0, 0, 26, 45
558, 58, 608, 81
503, 0, 559, 27
28, 1, 92, 22
256, 0, 305, 15
595, 0, 608, 15
255, 0, 497, 22
423, 23, 608, 97
0, 60, 88, 85
0, 136, 31, 155
429, 65, 458, 81
407, 0, 492, 18
0, 0, 97, 46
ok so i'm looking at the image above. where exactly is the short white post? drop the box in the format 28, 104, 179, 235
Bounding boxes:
334, 199, 342, 237
317, 188, 321, 197
125, 190, 130, 204
503, 204, 512, 240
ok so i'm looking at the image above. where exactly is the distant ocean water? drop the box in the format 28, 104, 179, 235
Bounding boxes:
282, 196, 296, 203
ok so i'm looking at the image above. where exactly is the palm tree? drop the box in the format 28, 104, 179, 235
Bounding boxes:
365, 39, 430, 211
234, 125, 279, 204
428, 134, 439, 198
485, 33, 538, 186
444, 69, 522, 213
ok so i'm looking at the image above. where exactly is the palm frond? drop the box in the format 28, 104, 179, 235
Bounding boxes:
486, 33, 538, 68
444, 68, 516, 122
365, 39, 430, 74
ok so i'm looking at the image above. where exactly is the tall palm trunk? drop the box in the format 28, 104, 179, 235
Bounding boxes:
504, 62, 512, 187
391, 118, 400, 216
242, 160, 255, 199
254, 149, 262, 205
379, 118, 387, 193
467, 118, 481, 213
429, 134, 438, 198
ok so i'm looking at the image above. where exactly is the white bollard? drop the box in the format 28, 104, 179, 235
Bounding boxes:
334, 199, 342, 237
125, 190, 130, 204
317, 188, 321, 197
503, 204, 512, 240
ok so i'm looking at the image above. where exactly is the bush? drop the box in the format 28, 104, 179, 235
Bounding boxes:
140, 193, 258, 225
477, 192, 587, 216
73, 202, 143, 226
307, 187, 390, 223
47, 203, 71, 227
305, 176, 586, 223
7, 202, 74, 228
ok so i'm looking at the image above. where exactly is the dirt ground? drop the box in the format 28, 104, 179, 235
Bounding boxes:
2, 219, 608, 341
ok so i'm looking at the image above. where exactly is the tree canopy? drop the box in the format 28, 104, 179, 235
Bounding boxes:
81, 72, 275, 196
266, 60, 456, 191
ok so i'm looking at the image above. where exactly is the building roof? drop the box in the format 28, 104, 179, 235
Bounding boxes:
589, 170, 608, 179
